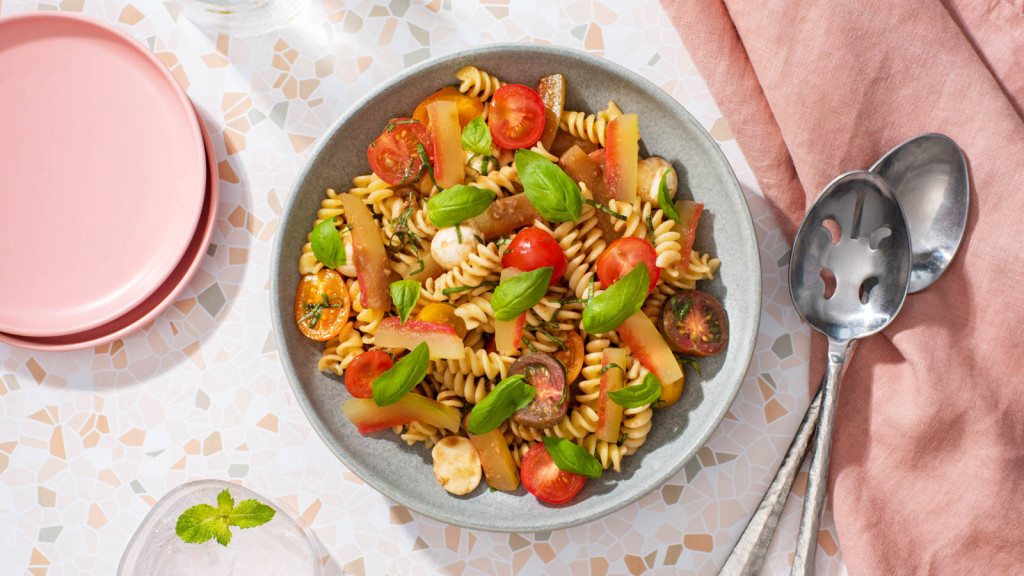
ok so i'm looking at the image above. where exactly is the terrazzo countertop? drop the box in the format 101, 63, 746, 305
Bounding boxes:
0, 1, 846, 574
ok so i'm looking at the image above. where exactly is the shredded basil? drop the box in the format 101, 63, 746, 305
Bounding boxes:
441, 280, 499, 296
583, 198, 627, 221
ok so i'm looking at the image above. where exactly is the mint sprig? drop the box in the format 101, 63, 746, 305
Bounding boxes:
175, 489, 276, 546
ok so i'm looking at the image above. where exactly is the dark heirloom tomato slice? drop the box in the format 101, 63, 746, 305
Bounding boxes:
511, 353, 568, 429
520, 442, 586, 504
367, 118, 432, 186
488, 84, 545, 150
596, 236, 660, 294
659, 290, 729, 357
294, 269, 350, 341
344, 350, 394, 398
501, 226, 567, 285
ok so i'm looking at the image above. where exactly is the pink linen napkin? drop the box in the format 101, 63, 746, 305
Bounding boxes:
660, 1, 1024, 573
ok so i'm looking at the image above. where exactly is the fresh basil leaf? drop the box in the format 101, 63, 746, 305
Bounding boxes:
581, 263, 649, 334
491, 267, 553, 321
467, 375, 533, 435
426, 185, 496, 228
658, 169, 680, 223
311, 216, 345, 269
372, 342, 430, 406
541, 436, 602, 479
608, 373, 662, 408
461, 116, 492, 155
390, 280, 421, 324
515, 149, 582, 222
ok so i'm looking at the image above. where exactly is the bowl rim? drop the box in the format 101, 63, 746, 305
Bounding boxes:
270, 42, 762, 531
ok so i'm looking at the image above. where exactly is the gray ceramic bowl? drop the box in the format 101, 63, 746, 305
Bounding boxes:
270, 44, 761, 532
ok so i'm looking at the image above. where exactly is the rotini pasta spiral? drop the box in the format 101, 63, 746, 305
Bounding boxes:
470, 165, 520, 198
421, 242, 503, 303
456, 65, 506, 102
317, 322, 364, 375
439, 347, 515, 380
454, 293, 496, 332
559, 101, 623, 147
431, 363, 494, 404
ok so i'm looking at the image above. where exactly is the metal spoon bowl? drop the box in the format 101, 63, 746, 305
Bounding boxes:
871, 133, 969, 293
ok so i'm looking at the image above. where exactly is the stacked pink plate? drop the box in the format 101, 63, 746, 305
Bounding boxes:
0, 13, 219, 351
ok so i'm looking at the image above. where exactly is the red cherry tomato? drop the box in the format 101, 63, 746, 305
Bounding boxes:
367, 118, 432, 186
344, 350, 394, 398
596, 237, 660, 295
501, 226, 566, 285
520, 443, 586, 504
488, 84, 545, 150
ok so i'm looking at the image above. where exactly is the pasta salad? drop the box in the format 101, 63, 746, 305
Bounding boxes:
293, 66, 729, 504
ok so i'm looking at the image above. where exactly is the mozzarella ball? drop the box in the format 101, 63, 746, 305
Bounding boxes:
336, 231, 357, 277
431, 436, 482, 495
637, 156, 677, 204
430, 224, 481, 270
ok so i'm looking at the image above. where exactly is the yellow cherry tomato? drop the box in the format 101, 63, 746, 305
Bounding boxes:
415, 303, 468, 339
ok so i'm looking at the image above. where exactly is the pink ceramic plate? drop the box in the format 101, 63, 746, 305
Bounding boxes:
0, 13, 206, 337
0, 109, 218, 352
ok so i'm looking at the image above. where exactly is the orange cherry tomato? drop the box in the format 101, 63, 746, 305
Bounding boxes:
294, 269, 350, 341
595, 236, 661, 295
488, 84, 545, 150
415, 302, 468, 339
367, 118, 432, 186
344, 350, 394, 398
520, 442, 586, 504
553, 331, 584, 383
412, 86, 485, 130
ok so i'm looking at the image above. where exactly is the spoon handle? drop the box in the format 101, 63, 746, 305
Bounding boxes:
791, 341, 853, 576
718, 383, 824, 576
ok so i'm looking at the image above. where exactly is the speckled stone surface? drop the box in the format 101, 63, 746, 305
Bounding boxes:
0, 1, 846, 575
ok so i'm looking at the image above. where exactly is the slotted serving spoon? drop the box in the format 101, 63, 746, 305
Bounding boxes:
787, 171, 911, 574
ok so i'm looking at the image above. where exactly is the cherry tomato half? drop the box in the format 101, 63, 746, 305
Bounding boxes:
659, 290, 729, 357
501, 226, 566, 285
488, 84, 545, 150
367, 118, 432, 186
553, 330, 584, 383
595, 236, 660, 295
294, 269, 350, 341
412, 86, 485, 130
344, 350, 394, 398
520, 442, 586, 504
416, 302, 468, 339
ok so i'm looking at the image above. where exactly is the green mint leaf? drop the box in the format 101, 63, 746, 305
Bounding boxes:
467, 375, 533, 435
214, 522, 233, 546
461, 116, 492, 155
426, 185, 496, 228
491, 267, 553, 321
608, 373, 662, 408
216, 489, 234, 514
541, 436, 602, 479
228, 499, 277, 529
175, 504, 225, 545
657, 169, 680, 223
515, 149, 582, 222
310, 216, 346, 269
390, 280, 421, 324
373, 341, 430, 406
582, 263, 649, 334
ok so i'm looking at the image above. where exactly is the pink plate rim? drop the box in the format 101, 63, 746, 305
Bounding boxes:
0, 12, 207, 337
0, 107, 219, 352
